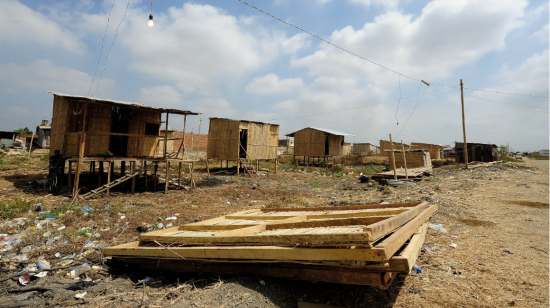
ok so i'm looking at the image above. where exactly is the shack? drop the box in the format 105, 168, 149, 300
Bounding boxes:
0, 131, 19, 147
411, 142, 443, 160
35, 120, 51, 148
286, 127, 354, 165
352, 143, 379, 155
455, 142, 498, 163
206, 118, 279, 174
388, 150, 432, 170
47, 91, 199, 198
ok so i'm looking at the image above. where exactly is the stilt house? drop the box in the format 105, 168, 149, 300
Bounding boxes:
47, 92, 199, 198
455, 142, 498, 163
206, 118, 279, 174
286, 127, 354, 163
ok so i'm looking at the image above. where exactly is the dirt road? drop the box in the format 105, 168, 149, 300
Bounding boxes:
0, 155, 548, 307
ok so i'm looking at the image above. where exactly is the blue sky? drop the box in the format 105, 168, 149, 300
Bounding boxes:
0, 0, 548, 151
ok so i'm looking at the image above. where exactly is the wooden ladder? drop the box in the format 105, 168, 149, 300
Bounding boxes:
239, 144, 258, 176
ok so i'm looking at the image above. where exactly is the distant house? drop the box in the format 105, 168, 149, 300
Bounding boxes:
411, 142, 443, 160
443, 147, 455, 158
286, 127, 354, 159
35, 120, 51, 148
0, 131, 19, 147
352, 143, 379, 155
278, 138, 294, 154
540, 150, 549, 157
455, 142, 498, 163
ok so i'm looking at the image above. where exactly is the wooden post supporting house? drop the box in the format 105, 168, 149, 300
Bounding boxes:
401, 140, 408, 180
164, 113, 170, 194
73, 103, 88, 198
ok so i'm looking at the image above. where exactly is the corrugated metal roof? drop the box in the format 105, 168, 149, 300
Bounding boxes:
46, 91, 200, 116
286, 127, 355, 137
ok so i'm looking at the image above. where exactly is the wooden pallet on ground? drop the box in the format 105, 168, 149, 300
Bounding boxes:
103, 202, 436, 287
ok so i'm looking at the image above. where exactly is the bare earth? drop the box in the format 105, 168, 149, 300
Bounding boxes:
0, 153, 548, 308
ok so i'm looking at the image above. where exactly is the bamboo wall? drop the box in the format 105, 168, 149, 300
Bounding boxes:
411, 142, 442, 160
49, 95, 163, 158
206, 118, 279, 161
380, 140, 410, 157
342, 143, 351, 156
293, 128, 345, 157
389, 151, 432, 170
207, 118, 240, 160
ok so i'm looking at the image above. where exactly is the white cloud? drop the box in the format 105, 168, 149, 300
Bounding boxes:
348, 0, 401, 9
0, 0, 84, 54
246, 74, 305, 95
531, 24, 549, 42
139, 85, 183, 106
293, 0, 527, 84
0, 59, 115, 96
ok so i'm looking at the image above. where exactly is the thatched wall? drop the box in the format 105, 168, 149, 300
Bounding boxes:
411, 142, 442, 160
293, 128, 345, 157
342, 143, 351, 156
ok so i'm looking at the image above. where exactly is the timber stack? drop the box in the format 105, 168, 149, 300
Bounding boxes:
103, 201, 437, 288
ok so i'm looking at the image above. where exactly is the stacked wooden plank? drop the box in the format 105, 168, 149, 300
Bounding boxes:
103, 201, 437, 288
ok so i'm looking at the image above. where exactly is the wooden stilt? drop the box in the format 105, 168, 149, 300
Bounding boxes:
389, 134, 397, 180
237, 160, 240, 175
120, 161, 126, 191
68, 161, 73, 188
154, 164, 158, 192
106, 162, 111, 196
226, 160, 229, 168
165, 161, 170, 194
131, 162, 136, 193
275, 159, 278, 173
178, 162, 182, 190
189, 162, 194, 189
98, 161, 103, 187
256, 160, 259, 172
72, 103, 88, 198
144, 162, 148, 189
206, 158, 210, 176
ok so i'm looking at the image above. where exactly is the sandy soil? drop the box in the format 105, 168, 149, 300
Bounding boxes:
0, 154, 548, 307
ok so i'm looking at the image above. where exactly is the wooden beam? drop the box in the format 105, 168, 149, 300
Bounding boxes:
375, 204, 437, 260
103, 244, 387, 262
106, 162, 112, 196
389, 133, 397, 180
364, 201, 428, 240
165, 161, 170, 194
262, 202, 421, 212
178, 162, 182, 190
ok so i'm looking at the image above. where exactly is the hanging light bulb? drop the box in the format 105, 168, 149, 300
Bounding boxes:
148, 14, 154, 27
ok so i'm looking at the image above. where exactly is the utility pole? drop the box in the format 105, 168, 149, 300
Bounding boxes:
460, 79, 468, 169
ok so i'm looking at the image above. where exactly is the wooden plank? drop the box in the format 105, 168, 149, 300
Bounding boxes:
265, 216, 391, 231
103, 244, 387, 262
389, 223, 427, 272
364, 201, 428, 240
261, 202, 421, 212
179, 209, 261, 230
110, 258, 392, 286
375, 204, 437, 260
225, 209, 408, 221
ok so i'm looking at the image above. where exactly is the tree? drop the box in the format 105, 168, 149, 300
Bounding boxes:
14, 127, 33, 135
498, 145, 508, 154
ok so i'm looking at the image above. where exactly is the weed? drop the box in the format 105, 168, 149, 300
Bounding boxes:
0, 198, 42, 219
278, 186, 287, 190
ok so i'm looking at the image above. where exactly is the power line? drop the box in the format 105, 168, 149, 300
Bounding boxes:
464, 88, 548, 99
463, 93, 549, 112
90, 0, 131, 97
237, 0, 428, 84
87, 0, 117, 97
394, 74, 402, 125
395, 81, 429, 138
270, 85, 456, 121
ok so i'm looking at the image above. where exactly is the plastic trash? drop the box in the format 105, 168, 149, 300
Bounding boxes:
120, 215, 126, 220
157, 223, 164, 229
55, 252, 61, 258
412, 264, 421, 274
450, 243, 457, 248
34, 203, 43, 212
424, 246, 432, 254
136, 226, 147, 233
16, 254, 29, 262
166, 223, 173, 228
19, 274, 32, 285
137, 276, 153, 284
81, 206, 94, 214
165, 217, 177, 221
66, 263, 91, 279
428, 224, 448, 233
37, 258, 51, 270
43, 231, 51, 237
75, 291, 87, 299
57, 226, 65, 231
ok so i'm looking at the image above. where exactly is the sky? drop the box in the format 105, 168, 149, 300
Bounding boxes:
0, 0, 548, 152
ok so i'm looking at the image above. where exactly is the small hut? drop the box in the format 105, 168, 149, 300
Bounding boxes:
352, 143, 379, 155
411, 142, 443, 159
35, 120, 51, 148
286, 127, 354, 165
47, 91, 199, 198
206, 118, 279, 174
388, 150, 432, 170
455, 142, 498, 163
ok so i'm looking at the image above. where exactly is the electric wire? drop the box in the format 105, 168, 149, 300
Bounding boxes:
394, 74, 401, 125
270, 85, 456, 121
90, 0, 132, 97
237, 0, 426, 84
464, 88, 548, 99
466, 94, 549, 112
395, 81, 429, 138
87, 0, 117, 98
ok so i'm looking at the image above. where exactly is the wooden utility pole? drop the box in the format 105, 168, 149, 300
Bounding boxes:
73, 104, 89, 198
389, 134, 397, 180
401, 140, 408, 180
164, 113, 170, 194
460, 79, 468, 169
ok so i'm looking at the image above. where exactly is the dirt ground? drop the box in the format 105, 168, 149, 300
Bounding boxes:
0, 152, 548, 308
